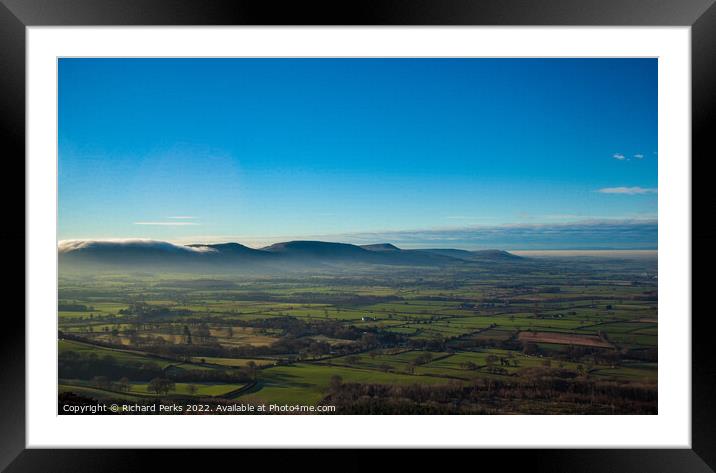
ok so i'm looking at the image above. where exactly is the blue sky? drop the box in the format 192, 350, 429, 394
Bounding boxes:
58, 58, 657, 249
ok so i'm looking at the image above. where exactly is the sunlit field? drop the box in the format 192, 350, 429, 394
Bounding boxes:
59, 252, 657, 414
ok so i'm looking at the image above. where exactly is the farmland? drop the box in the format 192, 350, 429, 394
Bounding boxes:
58, 251, 657, 414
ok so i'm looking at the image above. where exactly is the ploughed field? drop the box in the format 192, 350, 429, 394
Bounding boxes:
58, 255, 658, 414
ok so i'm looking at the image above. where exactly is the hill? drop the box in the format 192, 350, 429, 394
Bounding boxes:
360, 243, 401, 252
59, 239, 524, 273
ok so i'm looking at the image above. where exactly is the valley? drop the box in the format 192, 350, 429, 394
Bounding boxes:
58, 241, 658, 414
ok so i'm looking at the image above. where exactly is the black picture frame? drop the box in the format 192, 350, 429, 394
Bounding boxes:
2, 0, 713, 471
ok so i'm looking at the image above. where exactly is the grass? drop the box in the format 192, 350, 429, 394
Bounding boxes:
59, 383, 143, 401
241, 362, 453, 405
58, 258, 658, 413
60, 380, 247, 398
59, 339, 176, 368
190, 356, 275, 367
590, 363, 657, 382
59, 339, 221, 372
128, 381, 246, 397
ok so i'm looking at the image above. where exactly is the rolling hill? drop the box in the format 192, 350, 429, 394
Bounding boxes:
58, 239, 523, 273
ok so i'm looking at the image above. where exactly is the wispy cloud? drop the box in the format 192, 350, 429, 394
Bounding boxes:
634, 154, 644, 159
542, 212, 657, 221
612, 153, 627, 161
597, 186, 657, 195
445, 216, 498, 220
133, 221, 200, 226
134, 215, 201, 226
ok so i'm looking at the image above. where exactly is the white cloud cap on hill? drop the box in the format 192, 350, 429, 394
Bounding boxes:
58, 239, 216, 253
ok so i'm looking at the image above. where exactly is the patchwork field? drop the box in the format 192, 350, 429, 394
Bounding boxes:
58, 253, 658, 414
517, 331, 613, 348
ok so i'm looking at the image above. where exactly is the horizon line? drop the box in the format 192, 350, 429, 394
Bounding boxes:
57, 237, 658, 253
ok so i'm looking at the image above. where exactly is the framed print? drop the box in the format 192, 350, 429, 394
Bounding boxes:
2, 0, 715, 470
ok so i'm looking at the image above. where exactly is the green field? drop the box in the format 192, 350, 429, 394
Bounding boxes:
59, 254, 658, 414
244, 363, 451, 405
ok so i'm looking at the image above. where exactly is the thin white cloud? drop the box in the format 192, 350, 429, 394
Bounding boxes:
597, 186, 657, 195
612, 153, 627, 161
445, 216, 498, 220
543, 213, 657, 220
58, 239, 215, 253
133, 221, 200, 226
634, 154, 644, 159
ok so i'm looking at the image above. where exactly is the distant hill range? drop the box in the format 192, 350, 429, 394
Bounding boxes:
58, 239, 523, 273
